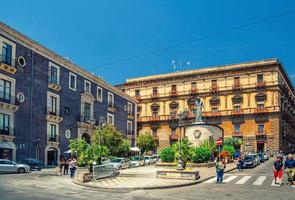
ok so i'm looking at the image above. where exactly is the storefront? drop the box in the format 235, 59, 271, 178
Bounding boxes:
0, 141, 16, 161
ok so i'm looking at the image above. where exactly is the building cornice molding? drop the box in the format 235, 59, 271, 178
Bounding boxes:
0, 22, 137, 104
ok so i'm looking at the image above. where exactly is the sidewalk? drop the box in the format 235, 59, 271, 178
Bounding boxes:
74, 162, 237, 190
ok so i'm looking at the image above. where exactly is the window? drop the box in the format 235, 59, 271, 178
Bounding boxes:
152, 129, 157, 137
257, 100, 265, 109
171, 128, 176, 135
127, 121, 132, 133
49, 124, 57, 139
84, 103, 91, 121
152, 87, 158, 95
234, 124, 241, 133
64, 106, 70, 115
97, 86, 103, 102
0, 113, 10, 135
49, 96, 57, 115
135, 89, 140, 97
234, 77, 240, 86
152, 111, 158, 117
0, 79, 11, 103
84, 80, 91, 93
108, 92, 114, 107
2, 42, 12, 65
233, 105, 241, 112
211, 80, 217, 87
258, 124, 264, 133
107, 113, 114, 125
171, 85, 177, 91
257, 74, 264, 83
48, 62, 60, 85
191, 82, 196, 91
69, 72, 77, 90
211, 106, 218, 113
127, 102, 133, 114
47, 92, 60, 116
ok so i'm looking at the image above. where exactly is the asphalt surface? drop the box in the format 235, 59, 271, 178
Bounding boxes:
0, 159, 294, 200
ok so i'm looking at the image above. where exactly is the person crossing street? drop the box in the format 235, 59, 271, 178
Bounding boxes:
216, 158, 226, 184
284, 154, 295, 187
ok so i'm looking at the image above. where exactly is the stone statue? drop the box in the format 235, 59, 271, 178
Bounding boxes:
195, 98, 204, 123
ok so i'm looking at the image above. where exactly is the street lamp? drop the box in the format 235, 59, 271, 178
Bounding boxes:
177, 109, 189, 170
97, 116, 106, 145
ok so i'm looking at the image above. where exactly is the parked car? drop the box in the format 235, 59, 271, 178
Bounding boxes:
0, 159, 30, 173
108, 158, 131, 170
257, 153, 265, 163
19, 158, 42, 171
249, 153, 260, 165
144, 156, 154, 165
263, 153, 269, 161
101, 157, 111, 165
243, 156, 256, 168
130, 156, 145, 167
151, 155, 160, 163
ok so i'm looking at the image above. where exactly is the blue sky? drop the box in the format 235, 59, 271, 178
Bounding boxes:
1, 0, 295, 85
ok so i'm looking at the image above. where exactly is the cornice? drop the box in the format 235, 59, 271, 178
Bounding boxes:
0, 22, 137, 104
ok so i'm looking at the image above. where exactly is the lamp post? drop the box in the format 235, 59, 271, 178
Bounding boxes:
177, 109, 189, 170
97, 116, 106, 145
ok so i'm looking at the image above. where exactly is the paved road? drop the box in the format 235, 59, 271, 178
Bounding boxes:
0, 159, 294, 200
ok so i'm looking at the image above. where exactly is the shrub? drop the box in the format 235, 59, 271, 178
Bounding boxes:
160, 147, 175, 163
192, 147, 211, 163
222, 145, 235, 157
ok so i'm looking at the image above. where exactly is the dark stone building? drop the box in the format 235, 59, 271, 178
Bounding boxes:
0, 22, 137, 166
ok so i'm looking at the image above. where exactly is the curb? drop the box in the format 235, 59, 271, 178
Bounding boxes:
72, 166, 237, 191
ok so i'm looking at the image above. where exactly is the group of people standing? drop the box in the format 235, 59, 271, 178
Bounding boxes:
273, 153, 295, 187
59, 158, 77, 179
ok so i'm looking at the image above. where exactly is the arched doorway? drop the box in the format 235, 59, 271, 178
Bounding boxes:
47, 147, 58, 166
82, 133, 91, 144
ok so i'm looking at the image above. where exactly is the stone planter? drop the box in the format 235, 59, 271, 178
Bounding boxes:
156, 169, 200, 180
187, 162, 215, 168
74, 172, 93, 183
155, 162, 177, 168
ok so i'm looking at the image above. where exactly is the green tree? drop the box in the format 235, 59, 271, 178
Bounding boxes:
137, 133, 156, 154
160, 147, 175, 163
222, 145, 235, 157
69, 139, 90, 166
172, 138, 194, 163
199, 138, 217, 154
93, 124, 130, 156
192, 147, 211, 163
224, 137, 243, 147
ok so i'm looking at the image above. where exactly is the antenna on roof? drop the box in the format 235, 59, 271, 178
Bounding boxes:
171, 60, 176, 72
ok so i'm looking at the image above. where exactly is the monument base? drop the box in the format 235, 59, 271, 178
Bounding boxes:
156, 170, 200, 180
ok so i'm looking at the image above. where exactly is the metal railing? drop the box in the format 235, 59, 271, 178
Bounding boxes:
47, 134, 60, 142
0, 127, 14, 136
77, 115, 95, 123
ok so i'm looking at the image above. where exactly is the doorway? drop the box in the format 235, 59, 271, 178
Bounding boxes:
257, 142, 265, 153
47, 147, 58, 166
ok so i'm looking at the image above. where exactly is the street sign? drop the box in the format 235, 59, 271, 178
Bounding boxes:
216, 138, 222, 146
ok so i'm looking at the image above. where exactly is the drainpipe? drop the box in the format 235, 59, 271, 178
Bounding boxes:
28, 51, 34, 159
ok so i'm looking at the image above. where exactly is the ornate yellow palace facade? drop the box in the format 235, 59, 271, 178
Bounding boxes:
118, 59, 295, 154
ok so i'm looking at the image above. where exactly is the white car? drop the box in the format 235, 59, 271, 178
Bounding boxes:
151, 155, 160, 164
130, 156, 145, 167
0, 159, 30, 173
144, 156, 154, 165
108, 158, 131, 170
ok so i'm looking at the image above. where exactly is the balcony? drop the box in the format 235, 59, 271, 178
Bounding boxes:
232, 131, 243, 137
169, 134, 178, 141
256, 81, 266, 89
256, 131, 266, 137
169, 90, 178, 98
128, 111, 134, 119
0, 127, 15, 142
108, 103, 116, 112
46, 110, 63, 123
203, 111, 221, 117
0, 95, 19, 112
0, 55, 17, 74
231, 110, 244, 116
254, 108, 268, 114
76, 115, 96, 129
48, 77, 61, 92
209, 86, 219, 94
47, 135, 60, 145
149, 116, 161, 122
232, 83, 241, 91
150, 93, 159, 100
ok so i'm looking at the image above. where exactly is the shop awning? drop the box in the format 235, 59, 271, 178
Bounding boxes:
0, 141, 16, 149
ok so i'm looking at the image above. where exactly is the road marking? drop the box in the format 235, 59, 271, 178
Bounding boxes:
271, 179, 280, 187
204, 177, 217, 183
223, 175, 238, 183
252, 176, 267, 185
235, 176, 251, 184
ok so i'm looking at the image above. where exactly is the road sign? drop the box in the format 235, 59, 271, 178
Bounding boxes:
216, 138, 222, 146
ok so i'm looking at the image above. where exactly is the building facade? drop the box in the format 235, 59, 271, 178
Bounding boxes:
119, 59, 295, 154
0, 22, 137, 165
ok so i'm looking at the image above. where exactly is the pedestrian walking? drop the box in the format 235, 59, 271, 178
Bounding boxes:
284, 154, 295, 186
64, 159, 69, 175
236, 156, 244, 172
58, 159, 64, 176
69, 158, 77, 179
273, 156, 284, 186
216, 158, 226, 184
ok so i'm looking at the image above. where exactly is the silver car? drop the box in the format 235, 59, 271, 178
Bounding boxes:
0, 159, 30, 173
108, 158, 131, 170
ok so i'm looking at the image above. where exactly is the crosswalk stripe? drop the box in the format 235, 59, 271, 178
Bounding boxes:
252, 176, 267, 186
223, 176, 238, 183
271, 179, 280, 187
204, 177, 217, 183
235, 176, 251, 184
